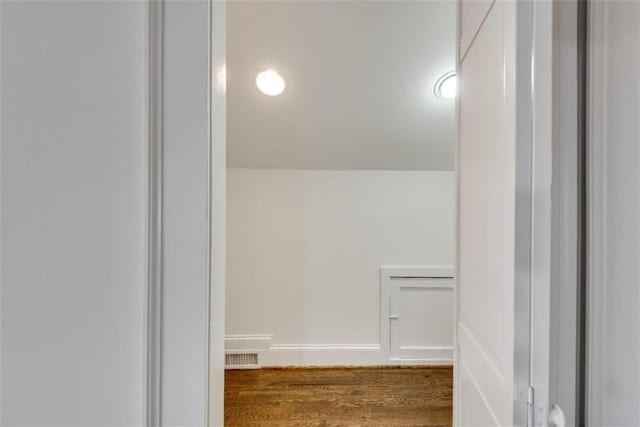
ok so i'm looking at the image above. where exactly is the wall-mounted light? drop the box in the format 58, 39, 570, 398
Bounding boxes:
256, 70, 285, 96
434, 71, 456, 100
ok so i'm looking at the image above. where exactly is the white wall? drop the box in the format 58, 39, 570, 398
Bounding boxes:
1, 1, 147, 424
226, 169, 454, 365
1, 1, 217, 425
588, 2, 640, 424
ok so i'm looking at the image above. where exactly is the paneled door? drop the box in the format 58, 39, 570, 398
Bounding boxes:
456, 0, 539, 425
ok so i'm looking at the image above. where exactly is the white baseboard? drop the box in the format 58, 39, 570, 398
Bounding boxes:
224, 334, 272, 351
265, 344, 452, 366
225, 335, 453, 367
265, 343, 383, 366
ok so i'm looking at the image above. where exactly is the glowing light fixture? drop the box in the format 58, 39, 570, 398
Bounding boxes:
434, 71, 456, 100
256, 70, 285, 96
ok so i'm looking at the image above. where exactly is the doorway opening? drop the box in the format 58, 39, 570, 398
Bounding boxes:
221, 1, 458, 425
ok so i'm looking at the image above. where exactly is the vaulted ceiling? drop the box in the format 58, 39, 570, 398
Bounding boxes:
227, 1, 456, 170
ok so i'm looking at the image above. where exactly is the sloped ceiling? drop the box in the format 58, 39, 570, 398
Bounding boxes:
227, 1, 456, 170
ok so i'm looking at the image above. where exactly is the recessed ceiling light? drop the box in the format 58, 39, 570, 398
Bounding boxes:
256, 70, 285, 96
434, 71, 456, 100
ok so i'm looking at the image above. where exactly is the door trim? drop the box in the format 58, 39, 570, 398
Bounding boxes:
147, 0, 164, 424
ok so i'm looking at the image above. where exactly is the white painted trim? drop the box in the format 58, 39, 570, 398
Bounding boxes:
146, 1, 164, 425
390, 346, 454, 363
148, 1, 215, 423
263, 344, 450, 367
0, 0, 3, 417
265, 345, 380, 367
269, 344, 381, 353
380, 266, 455, 279
207, 0, 225, 425
529, 0, 555, 425
224, 267, 455, 368
454, 2, 462, 425
542, 2, 581, 425
224, 336, 389, 367
512, 1, 536, 425
204, 0, 213, 421
225, 335, 272, 351
225, 340, 452, 367
586, 2, 608, 424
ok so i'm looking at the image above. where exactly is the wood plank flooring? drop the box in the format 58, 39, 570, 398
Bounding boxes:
224, 366, 453, 427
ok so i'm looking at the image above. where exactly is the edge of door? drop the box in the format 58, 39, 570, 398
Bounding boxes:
147, 0, 164, 425
453, 1, 462, 425
207, 0, 227, 426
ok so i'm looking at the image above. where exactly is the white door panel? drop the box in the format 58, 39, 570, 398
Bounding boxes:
457, 0, 534, 425
459, 364, 501, 427
458, 2, 515, 425
459, 0, 495, 60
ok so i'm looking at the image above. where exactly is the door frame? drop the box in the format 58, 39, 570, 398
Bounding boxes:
526, 0, 585, 424
529, 1, 584, 426
207, 0, 227, 425
146, 0, 220, 425
201, 0, 568, 425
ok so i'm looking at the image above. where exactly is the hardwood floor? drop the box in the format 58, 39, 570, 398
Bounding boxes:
224, 366, 453, 427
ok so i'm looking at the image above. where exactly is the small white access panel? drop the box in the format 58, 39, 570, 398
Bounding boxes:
381, 267, 455, 363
